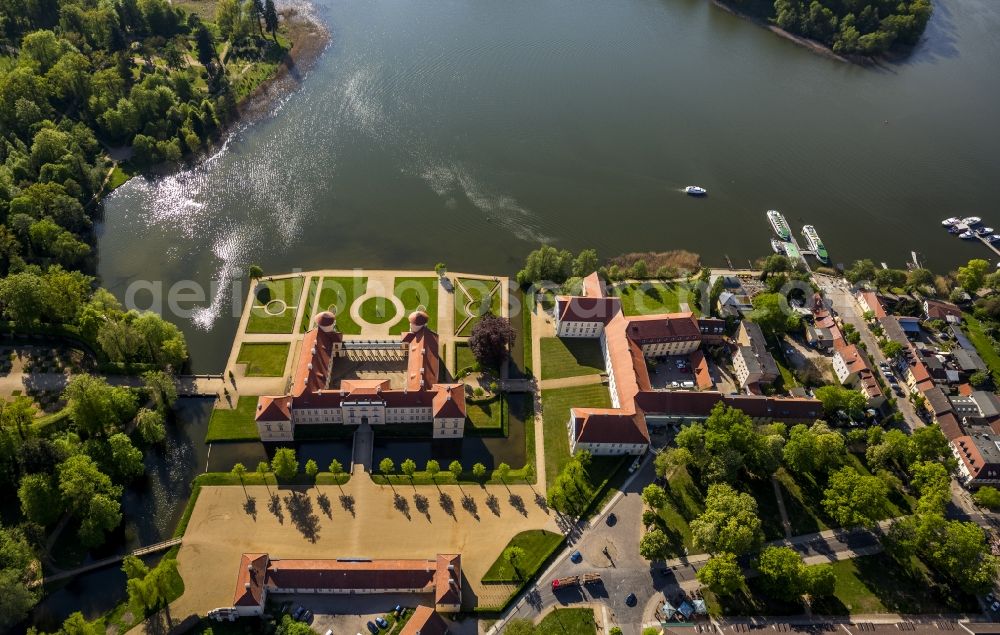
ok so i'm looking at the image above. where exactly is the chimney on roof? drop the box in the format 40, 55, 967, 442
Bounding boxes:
308, 363, 313, 370
244, 582, 251, 590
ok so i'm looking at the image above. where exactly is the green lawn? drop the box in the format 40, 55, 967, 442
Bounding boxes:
611, 282, 700, 316
655, 465, 704, 557
299, 277, 320, 333
455, 277, 502, 336
359, 295, 398, 324
205, 397, 259, 442
246, 277, 304, 334
107, 165, 130, 190
963, 313, 1000, 383
317, 276, 368, 334
482, 529, 565, 582
535, 609, 597, 635
236, 342, 289, 377
521, 290, 534, 376
467, 395, 506, 434
774, 467, 829, 535
455, 342, 478, 373
540, 337, 606, 380
541, 384, 612, 484
390, 277, 439, 335
810, 553, 978, 615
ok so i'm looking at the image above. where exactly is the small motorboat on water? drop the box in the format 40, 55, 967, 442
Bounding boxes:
962, 216, 982, 226
975, 227, 994, 236
959, 231, 976, 239
948, 226, 962, 234
771, 239, 785, 254
942, 217, 961, 226
684, 186, 707, 196
989, 234, 1000, 244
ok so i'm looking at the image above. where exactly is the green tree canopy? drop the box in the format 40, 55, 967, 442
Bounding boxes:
271, 447, 298, 480
691, 483, 764, 555
822, 467, 888, 528
696, 552, 744, 595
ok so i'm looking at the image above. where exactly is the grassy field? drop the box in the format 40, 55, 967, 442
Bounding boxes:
299, 277, 320, 332
611, 281, 700, 316
656, 465, 704, 556
455, 277, 502, 336
541, 384, 612, 484
466, 395, 506, 434
774, 467, 829, 535
810, 553, 978, 615
482, 529, 565, 582
540, 337, 605, 380
455, 342, 478, 373
535, 609, 597, 635
236, 342, 289, 377
390, 277, 439, 334
246, 277, 304, 334
317, 276, 368, 334
107, 165, 130, 190
963, 313, 1000, 383
359, 296, 398, 324
205, 397, 259, 442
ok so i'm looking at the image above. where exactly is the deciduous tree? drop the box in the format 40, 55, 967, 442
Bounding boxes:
697, 552, 744, 595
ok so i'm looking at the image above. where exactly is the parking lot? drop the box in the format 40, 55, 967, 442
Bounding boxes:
648, 355, 698, 390
280, 593, 433, 634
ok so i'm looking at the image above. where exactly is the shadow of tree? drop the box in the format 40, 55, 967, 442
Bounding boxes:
316, 493, 332, 519
268, 493, 284, 524
534, 492, 549, 514
509, 494, 527, 516
486, 493, 500, 516
414, 493, 430, 520
243, 496, 257, 520
340, 494, 356, 517
283, 493, 320, 542
394, 493, 410, 520
461, 494, 479, 520
439, 492, 456, 520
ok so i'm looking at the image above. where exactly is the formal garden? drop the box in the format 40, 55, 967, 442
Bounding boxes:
455, 277, 503, 336
236, 343, 290, 377
246, 277, 305, 334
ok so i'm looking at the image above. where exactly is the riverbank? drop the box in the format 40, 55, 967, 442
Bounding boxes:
709, 0, 852, 63
238, 7, 332, 123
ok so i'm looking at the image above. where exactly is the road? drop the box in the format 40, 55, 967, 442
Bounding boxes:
487, 454, 917, 635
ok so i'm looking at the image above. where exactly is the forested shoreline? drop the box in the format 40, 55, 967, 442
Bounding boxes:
0, 0, 314, 628
719, 0, 932, 57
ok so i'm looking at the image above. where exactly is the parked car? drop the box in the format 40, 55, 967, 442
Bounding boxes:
991, 601, 1000, 612
366, 621, 379, 635
376, 616, 390, 629
394, 604, 403, 617
607, 513, 617, 526
629, 456, 642, 473
292, 606, 305, 620
625, 592, 637, 607
302, 610, 313, 624
570, 550, 583, 563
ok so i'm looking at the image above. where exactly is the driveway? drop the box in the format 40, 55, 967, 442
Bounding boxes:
297, 592, 430, 634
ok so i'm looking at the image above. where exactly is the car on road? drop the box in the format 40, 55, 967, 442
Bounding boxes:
366, 621, 379, 635
625, 592, 637, 607
570, 550, 583, 563
607, 513, 617, 526
375, 616, 390, 629
292, 606, 305, 620
992, 601, 1000, 612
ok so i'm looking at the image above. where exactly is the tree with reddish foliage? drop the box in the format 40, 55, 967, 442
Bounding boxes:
468, 314, 515, 369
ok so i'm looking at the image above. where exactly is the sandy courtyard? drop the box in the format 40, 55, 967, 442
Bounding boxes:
168, 478, 558, 620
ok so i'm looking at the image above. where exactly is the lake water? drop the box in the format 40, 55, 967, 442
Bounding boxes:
97, 0, 1000, 373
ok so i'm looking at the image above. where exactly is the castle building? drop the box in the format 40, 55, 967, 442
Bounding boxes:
254, 310, 466, 441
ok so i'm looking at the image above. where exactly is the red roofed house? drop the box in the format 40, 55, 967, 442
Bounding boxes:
217, 553, 462, 619
555, 272, 622, 338
923, 299, 963, 323
560, 273, 821, 456
855, 290, 887, 319
400, 605, 450, 635
832, 345, 885, 408
254, 309, 465, 441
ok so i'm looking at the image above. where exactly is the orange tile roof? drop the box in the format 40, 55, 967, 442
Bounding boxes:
256, 396, 291, 422
555, 296, 621, 324
432, 385, 466, 419
582, 272, 605, 298
689, 350, 714, 390
233, 553, 268, 607
434, 554, 462, 606
400, 606, 449, 635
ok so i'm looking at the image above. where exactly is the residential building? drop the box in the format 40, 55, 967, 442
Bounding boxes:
554, 272, 621, 337
952, 428, 1000, 487
855, 290, 887, 319
832, 345, 885, 408
924, 299, 963, 323
401, 606, 450, 635
254, 310, 466, 441
732, 321, 779, 389
222, 553, 462, 618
